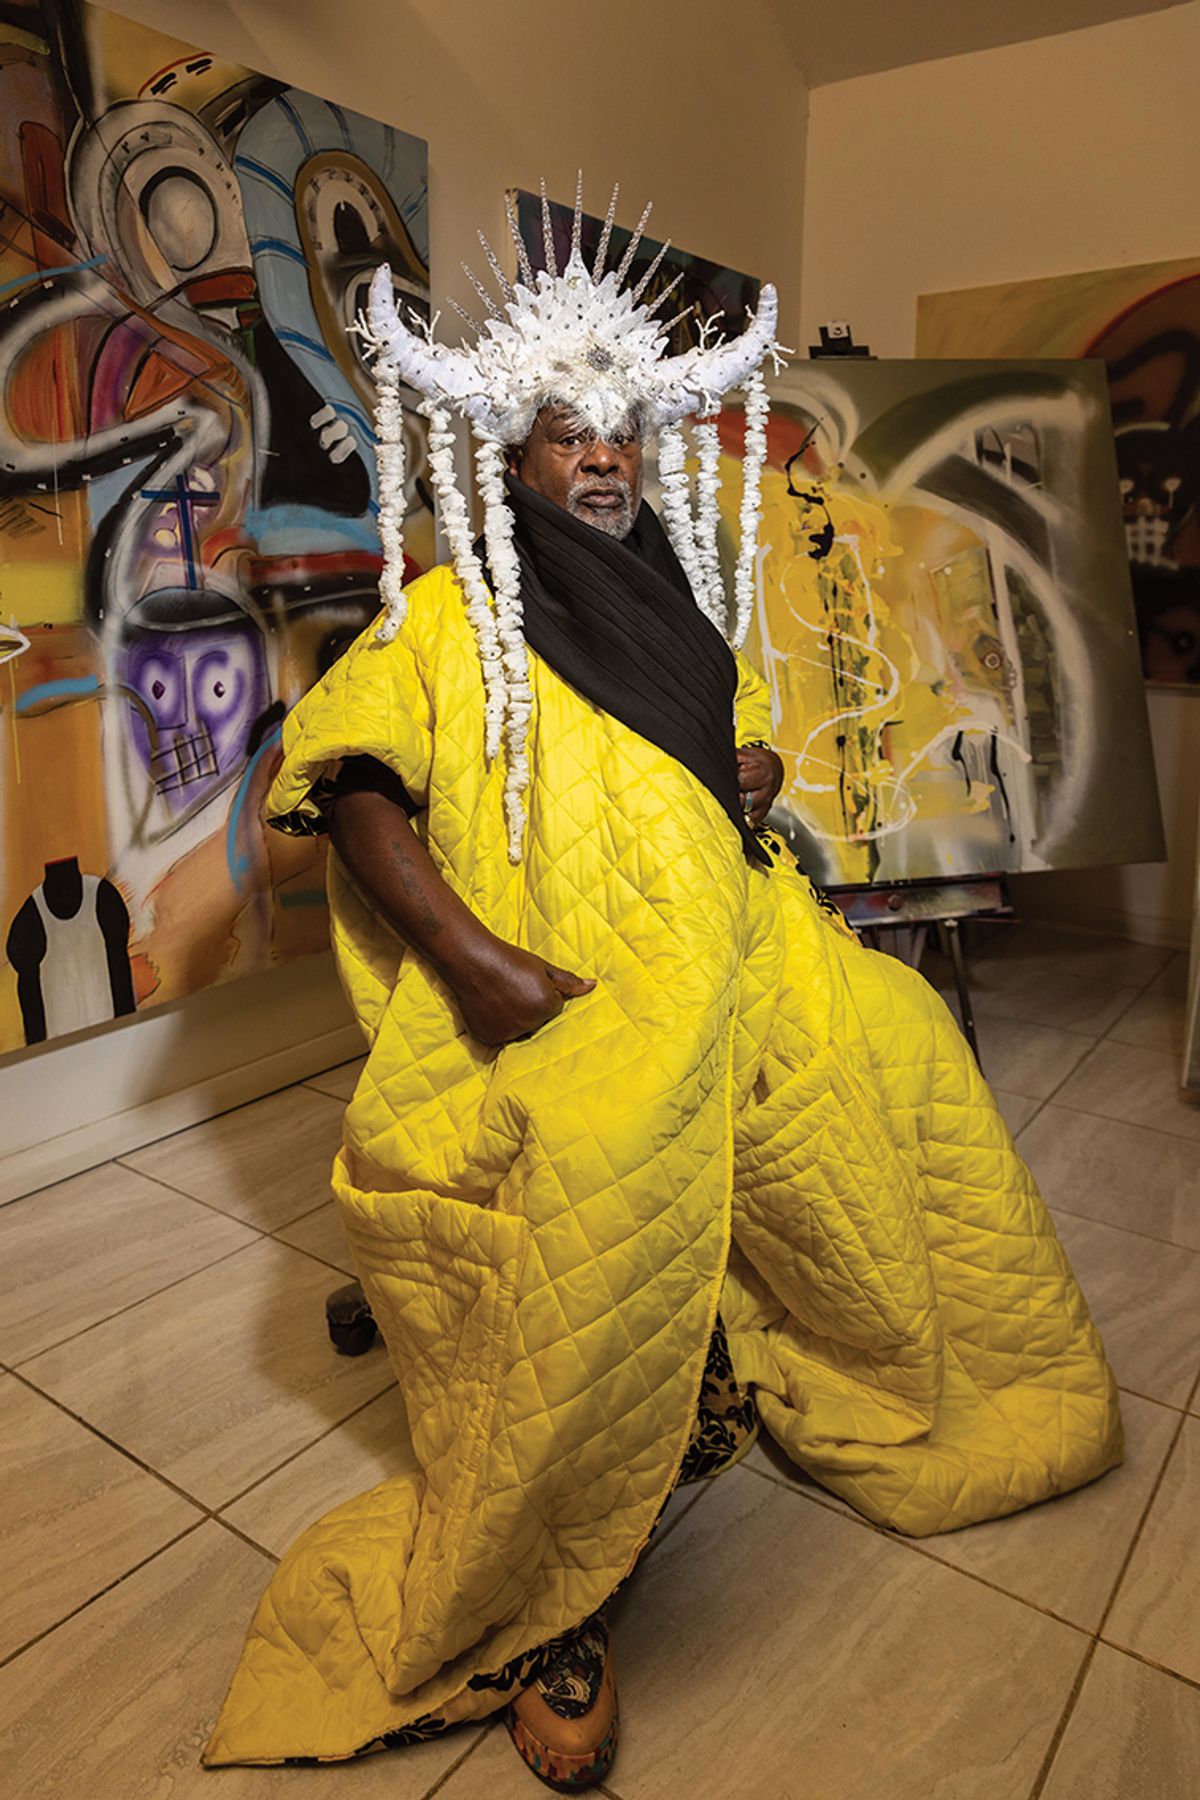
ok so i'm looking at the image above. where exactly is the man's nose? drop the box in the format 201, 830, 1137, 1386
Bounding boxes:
582, 438, 619, 474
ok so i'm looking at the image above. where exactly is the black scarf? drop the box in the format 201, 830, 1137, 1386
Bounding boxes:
501, 474, 767, 866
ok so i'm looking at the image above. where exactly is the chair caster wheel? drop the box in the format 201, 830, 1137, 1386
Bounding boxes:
325, 1279, 377, 1356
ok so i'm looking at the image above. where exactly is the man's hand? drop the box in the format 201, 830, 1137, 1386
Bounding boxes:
448, 936, 596, 1047
331, 788, 595, 1047
737, 743, 785, 829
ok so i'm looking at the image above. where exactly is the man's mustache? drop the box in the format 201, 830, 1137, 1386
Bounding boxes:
569, 477, 631, 502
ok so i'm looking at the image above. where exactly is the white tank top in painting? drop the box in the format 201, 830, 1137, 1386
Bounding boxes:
31, 875, 115, 1039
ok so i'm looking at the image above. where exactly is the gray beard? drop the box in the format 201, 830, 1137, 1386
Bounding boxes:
567, 480, 635, 539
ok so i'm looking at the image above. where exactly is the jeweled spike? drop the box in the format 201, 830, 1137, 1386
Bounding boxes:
660, 302, 696, 338
462, 262, 503, 320
539, 177, 557, 278
631, 239, 672, 304
646, 269, 685, 316
505, 191, 534, 286
478, 230, 515, 303
593, 182, 620, 279
447, 297, 483, 333
570, 170, 584, 263
613, 200, 653, 288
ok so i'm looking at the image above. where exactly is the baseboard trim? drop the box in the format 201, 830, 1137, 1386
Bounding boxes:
0, 1022, 365, 1207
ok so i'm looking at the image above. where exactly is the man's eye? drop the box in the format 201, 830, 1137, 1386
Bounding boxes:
561, 435, 581, 448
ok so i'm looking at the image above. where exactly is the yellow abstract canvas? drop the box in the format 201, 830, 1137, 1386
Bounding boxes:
717, 363, 1163, 887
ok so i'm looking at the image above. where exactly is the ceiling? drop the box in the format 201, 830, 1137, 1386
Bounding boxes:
769, 0, 1189, 86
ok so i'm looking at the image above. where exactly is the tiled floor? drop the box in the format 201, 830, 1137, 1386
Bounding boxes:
1, 921, 1198, 1798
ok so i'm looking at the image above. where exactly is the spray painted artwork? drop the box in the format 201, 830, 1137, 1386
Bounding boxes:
918, 259, 1200, 689
0, 0, 430, 1051
512, 186, 759, 357
719, 361, 1164, 887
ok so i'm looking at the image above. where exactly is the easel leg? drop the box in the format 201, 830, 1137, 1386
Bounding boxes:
944, 919, 982, 1069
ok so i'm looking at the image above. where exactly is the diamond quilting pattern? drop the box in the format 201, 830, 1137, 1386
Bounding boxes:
204, 570, 1122, 1768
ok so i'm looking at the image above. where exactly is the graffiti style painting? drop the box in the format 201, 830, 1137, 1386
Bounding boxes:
716, 361, 1163, 887
512, 187, 760, 358
0, 1, 431, 1052
918, 259, 1200, 689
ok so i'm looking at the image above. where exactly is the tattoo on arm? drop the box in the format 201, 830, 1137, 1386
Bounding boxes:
387, 833, 443, 937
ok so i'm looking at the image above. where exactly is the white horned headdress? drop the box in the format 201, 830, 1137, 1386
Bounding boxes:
359, 175, 783, 859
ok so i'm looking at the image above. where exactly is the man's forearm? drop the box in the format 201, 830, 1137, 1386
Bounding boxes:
328, 788, 595, 1045
328, 788, 495, 976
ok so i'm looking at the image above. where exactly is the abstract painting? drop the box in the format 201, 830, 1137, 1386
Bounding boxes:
918, 259, 1200, 689
0, 0, 430, 1051
715, 361, 1163, 887
512, 187, 760, 357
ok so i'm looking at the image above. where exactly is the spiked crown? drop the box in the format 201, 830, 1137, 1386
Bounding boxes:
357, 176, 783, 861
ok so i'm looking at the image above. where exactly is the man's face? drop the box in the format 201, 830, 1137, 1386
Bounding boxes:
509, 405, 644, 539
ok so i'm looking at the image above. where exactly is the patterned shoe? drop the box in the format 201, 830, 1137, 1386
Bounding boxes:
505, 1614, 618, 1792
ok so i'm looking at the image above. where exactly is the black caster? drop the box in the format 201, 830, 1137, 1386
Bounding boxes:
325, 1278, 378, 1356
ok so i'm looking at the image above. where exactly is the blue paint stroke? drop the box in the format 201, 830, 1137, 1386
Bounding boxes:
273, 326, 336, 365
16, 675, 101, 713
226, 724, 283, 888
249, 235, 307, 266
0, 255, 106, 299
276, 92, 314, 158
232, 154, 294, 202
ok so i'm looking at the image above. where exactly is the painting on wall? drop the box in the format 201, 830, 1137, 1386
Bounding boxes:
713, 360, 1164, 888
917, 258, 1200, 690
511, 186, 760, 357
0, 0, 431, 1052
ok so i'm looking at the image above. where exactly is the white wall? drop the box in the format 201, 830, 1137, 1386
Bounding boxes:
0, 0, 808, 1202
800, 1, 1200, 946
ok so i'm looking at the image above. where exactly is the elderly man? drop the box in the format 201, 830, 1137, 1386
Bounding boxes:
205, 188, 1120, 1791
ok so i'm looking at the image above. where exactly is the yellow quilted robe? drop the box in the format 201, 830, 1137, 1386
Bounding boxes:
204, 563, 1121, 1765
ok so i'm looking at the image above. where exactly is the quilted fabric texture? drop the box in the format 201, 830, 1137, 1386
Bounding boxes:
203, 565, 1122, 1766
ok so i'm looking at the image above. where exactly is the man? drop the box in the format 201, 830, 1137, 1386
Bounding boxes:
205, 185, 1121, 1789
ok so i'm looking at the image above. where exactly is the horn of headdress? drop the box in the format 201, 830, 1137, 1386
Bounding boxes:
655, 282, 779, 424
366, 265, 495, 428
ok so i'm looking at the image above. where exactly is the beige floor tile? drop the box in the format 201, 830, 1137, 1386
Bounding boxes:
1052, 1210, 1200, 1408
21, 1240, 394, 1509
1040, 1643, 1200, 1800
0, 1522, 472, 1797
222, 1386, 412, 1556
972, 1013, 1094, 1099
1021, 1106, 1200, 1252
607, 1466, 1084, 1800
0, 1162, 257, 1364
919, 1393, 1177, 1629
274, 1201, 357, 1274
0, 1376, 200, 1661
305, 1056, 366, 1102
1054, 1040, 1200, 1143
995, 1086, 1042, 1135
1105, 1416, 1200, 1684
982, 923, 1174, 989
122, 1086, 345, 1230
432, 1720, 560, 1797
942, 926, 1173, 1037
1108, 953, 1191, 1056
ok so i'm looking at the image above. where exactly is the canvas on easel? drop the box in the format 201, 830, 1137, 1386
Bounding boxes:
713, 360, 1164, 887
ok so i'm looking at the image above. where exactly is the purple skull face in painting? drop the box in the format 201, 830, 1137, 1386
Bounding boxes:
122, 620, 269, 811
